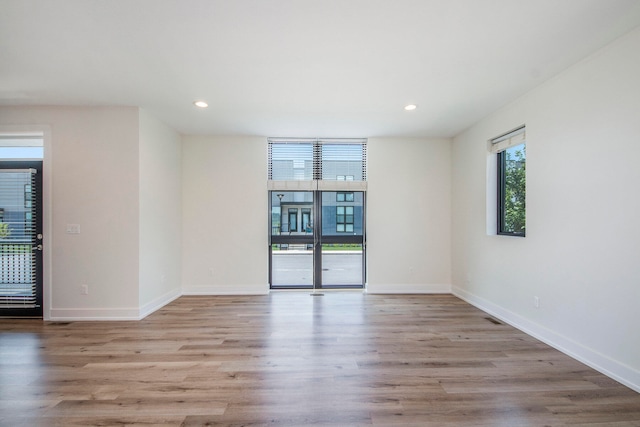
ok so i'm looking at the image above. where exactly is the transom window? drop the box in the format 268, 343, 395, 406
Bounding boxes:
268, 139, 366, 182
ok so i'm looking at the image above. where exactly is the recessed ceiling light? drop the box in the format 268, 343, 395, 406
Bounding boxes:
193, 100, 208, 108
404, 104, 417, 111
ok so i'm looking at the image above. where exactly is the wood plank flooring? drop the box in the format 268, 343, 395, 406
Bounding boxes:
1, 293, 640, 426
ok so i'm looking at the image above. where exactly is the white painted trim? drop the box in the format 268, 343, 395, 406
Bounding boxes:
486, 152, 498, 236
42, 126, 53, 321
452, 286, 640, 393
317, 180, 367, 191
365, 283, 451, 294
268, 180, 316, 191
182, 284, 269, 295
49, 307, 141, 321
139, 287, 182, 319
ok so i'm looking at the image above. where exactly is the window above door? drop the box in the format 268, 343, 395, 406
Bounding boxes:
268, 138, 367, 187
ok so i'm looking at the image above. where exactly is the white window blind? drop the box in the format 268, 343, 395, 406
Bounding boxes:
268, 141, 315, 181
268, 138, 367, 191
0, 168, 38, 309
489, 126, 526, 154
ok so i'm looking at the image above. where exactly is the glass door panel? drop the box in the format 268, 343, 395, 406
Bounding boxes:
270, 191, 315, 289
269, 191, 365, 289
321, 244, 363, 287
270, 243, 313, 288
0, 161, 43, 317
319, 191, 365, 288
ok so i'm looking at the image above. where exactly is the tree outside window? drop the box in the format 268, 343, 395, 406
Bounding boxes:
498, 144, 526, 236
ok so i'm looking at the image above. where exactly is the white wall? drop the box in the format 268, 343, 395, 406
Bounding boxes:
181, 136, 452, 295
138, 109, 182, 315
181, 135, 268, 294
367, 137, 452, 293
451, 27, 640, 391
0, 106, 141, 319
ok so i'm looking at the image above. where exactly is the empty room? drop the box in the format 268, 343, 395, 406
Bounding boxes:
1, 0, 640, 425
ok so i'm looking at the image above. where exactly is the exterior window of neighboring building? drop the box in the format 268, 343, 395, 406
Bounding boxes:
492, 127, 526, 236
336, 192, 354, 202
336, 206, 354, 232
301, 209, 312, 233
288, 209, 298, 232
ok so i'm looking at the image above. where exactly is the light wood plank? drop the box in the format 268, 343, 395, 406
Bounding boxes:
1, 293, 639, 426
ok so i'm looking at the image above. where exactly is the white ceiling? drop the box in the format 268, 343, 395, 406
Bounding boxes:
2, 0, 640, 138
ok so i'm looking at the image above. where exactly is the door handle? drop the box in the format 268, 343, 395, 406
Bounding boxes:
33, 244, 43, 251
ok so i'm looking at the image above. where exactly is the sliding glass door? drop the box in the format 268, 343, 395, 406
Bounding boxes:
269, 190, 365, 289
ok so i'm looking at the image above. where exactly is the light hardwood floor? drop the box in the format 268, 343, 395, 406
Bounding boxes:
1, 293, 640, 426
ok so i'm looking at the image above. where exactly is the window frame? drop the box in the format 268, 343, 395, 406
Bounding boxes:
497, 143, 526, 237
336, 206, 354, 233
336, 192, 354, 202
268, 139, 367, 182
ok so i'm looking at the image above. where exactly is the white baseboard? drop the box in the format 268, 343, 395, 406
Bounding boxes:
50, 288, 181, 321
139, 287, 182, 319
452, 286, 640, 394
48, 285, 269, 321
366, 283, 451, 294
49, 307, 141, 321
182, 284, 269, 295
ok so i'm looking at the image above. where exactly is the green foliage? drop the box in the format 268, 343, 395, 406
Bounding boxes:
0, 222, 10, 239
504, 146, 526, 233
322, 243, 362, 251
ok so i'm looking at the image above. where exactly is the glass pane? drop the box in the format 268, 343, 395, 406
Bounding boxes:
288, 210, 298, 232
500, 143, 526, 235
0, 171, 37, 305
271, 244, 313, 287
322, 192, 364, 237
271, 206, 281, 235
321, 244, 363, 286
270, 143, 313, 180
321, 144, 365, 181
0, 147, 43, 159
271, 192, 313, 235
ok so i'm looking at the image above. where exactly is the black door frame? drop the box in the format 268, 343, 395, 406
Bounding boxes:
0, 161, 43, 317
